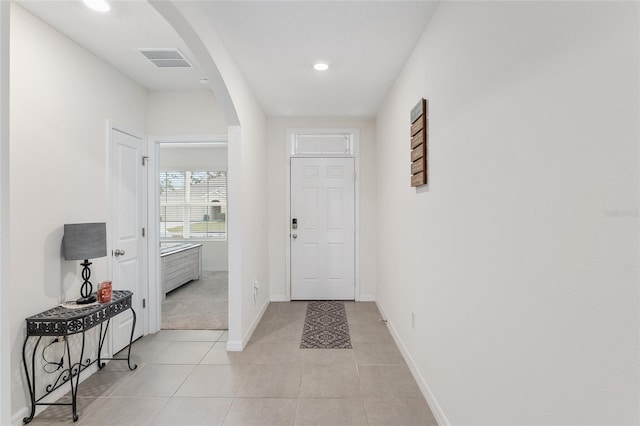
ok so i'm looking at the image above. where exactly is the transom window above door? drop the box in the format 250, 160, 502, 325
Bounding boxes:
291, 132, 354, 156
159, 170, 227, 241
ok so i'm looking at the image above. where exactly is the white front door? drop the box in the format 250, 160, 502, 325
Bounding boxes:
290, 157, 355, 300
110, 127, 145, 353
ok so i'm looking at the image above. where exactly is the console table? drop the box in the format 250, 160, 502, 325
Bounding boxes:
22, 290, 138, 423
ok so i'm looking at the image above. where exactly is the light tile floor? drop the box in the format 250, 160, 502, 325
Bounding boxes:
30, 302, 437, 425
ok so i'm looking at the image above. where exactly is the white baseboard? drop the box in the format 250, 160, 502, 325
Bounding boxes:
225, 339, 243, 351
357, 294, 375, 302
271, 295, 373, 302
12, 407, 28, 426
375, 300, 450, 426
270, 295, 288, 302
12, 362, 100, 426
226, 297, 270, 352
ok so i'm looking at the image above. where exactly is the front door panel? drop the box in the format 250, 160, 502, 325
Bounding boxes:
291, 157, 355, 300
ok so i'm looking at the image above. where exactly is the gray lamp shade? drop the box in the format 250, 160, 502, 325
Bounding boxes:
63, 223, 107, 261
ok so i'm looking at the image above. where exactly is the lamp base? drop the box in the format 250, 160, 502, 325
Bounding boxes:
75, 294, 97, 305
78, 259, 95, 304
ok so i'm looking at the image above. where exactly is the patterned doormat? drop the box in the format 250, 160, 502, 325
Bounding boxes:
300, 301, 352, 349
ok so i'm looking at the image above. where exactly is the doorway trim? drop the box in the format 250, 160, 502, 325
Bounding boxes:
146, 134, 228, 334
284, 128, 361, 301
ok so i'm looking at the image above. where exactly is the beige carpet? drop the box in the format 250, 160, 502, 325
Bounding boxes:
161, 271, 228, 330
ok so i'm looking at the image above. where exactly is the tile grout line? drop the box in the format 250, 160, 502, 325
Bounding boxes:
218, 397, 235, 426
151, 331, 235, 425
30, 304, 428, 424
145, 395, 172, 426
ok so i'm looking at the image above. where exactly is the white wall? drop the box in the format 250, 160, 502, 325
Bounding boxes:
232, 94, 269, 349
159, 146, 227, 171
148, 89, 229, 273
0, 2, 10, 423
153, 2, 270, 350
9, 4, 148, 419
266, 118, 377, 301
375, 2, 639, 424
147, 90, 227, 136
159, 145, 228, 271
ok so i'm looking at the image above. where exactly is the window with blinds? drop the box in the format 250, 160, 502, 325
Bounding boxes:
159, 170, 227, 240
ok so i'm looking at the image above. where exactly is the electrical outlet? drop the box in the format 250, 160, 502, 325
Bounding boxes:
411, 312, 416, 329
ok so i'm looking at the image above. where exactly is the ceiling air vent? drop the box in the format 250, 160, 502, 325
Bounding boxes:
138, 48, 192, 68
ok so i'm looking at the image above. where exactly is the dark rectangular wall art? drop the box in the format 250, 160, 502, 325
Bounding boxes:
410, 98, 428, 187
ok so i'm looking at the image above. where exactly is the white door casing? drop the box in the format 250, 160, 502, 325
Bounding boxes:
110, 127, 146, 353
145, 136, 228, 335
290, 157, 355, 300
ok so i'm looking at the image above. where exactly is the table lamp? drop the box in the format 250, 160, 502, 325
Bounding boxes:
63, 223, 107, 304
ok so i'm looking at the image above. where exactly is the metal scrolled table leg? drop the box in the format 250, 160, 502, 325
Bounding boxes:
22, 336, 41, 424
97, 320, 111, 369
66, 332, 85, 422
126, 307, 138, 371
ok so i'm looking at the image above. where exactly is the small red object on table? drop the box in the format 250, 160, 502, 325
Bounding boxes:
98, 281, 112, 303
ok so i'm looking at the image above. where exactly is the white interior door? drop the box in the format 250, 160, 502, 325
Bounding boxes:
291, 157, 355, 300
110, 127, 145, 353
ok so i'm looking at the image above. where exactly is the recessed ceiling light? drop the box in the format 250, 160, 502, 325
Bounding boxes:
83, 0, 110, 12
313, 62, 329, 71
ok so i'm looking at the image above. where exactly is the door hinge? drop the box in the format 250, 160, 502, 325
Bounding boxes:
142, 156, 149, 166
142, 227, 145, 237
142, 298, 146, 308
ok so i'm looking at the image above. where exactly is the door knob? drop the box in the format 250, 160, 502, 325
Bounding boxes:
114, 249, 126, 256
292, 234, 298, 239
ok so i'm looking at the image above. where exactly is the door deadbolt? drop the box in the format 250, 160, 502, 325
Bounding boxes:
292, 218, 298, 229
